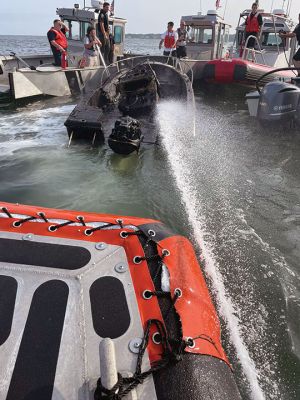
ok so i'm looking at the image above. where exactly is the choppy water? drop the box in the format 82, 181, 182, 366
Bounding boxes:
0, 36, 300, 400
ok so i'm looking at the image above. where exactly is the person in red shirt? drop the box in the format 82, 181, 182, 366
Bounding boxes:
159, 22, 178, 57
245, 3, 263, 48
47, 20, 69, 66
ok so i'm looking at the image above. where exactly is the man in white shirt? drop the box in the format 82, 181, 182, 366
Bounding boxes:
159, 22, 178, 57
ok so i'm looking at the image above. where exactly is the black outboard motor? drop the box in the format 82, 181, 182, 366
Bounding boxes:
257, 81, 300, 125
118, 64, 159, 116
108, 116, 143, 155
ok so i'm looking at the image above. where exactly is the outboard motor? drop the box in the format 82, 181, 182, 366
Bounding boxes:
118, 63, 159, 115
108, 116, 143, 155
257, 81, 300, 125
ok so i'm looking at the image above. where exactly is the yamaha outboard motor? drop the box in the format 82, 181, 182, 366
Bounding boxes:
108, 116, 143, 155
257, 81, 300, 125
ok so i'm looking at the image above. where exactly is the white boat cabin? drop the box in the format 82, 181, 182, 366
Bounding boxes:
57, 1, 127, 62
232, 8, 296, 67
181, 10, 231, 60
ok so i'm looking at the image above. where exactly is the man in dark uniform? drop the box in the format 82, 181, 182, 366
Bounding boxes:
244, 2, 263, 48
98, 2, 110, 65
47, 20, 69, 66
280, 14, 300, 75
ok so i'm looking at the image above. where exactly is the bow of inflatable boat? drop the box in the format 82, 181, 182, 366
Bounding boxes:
0, 202, 241, 400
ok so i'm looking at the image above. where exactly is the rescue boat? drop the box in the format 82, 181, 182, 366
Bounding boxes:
202, 8, 297, 86
0, 201, 241, 400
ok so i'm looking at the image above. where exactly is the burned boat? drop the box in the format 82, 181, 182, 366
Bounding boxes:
0, 201, 242, 400
64, 56, 194, 154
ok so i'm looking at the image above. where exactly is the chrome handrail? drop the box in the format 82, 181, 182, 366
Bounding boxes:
242, 35, 266, 64
100, 55, 194, 86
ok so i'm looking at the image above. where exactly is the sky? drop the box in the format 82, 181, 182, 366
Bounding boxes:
0, 0, 298, 36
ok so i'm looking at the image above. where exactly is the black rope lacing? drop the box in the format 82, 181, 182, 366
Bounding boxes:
0, 206, 124, 233
85, 222, 122, 235
13, 216, 37, 227
94, 319, 184, 400
37, 212, 49, 223
1, 207, 13, 218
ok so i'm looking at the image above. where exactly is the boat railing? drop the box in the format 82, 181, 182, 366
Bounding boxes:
100, 55, 194, 86
242, 35, 266, 64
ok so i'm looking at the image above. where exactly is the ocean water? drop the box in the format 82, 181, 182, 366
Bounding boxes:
0, 35, 300, 399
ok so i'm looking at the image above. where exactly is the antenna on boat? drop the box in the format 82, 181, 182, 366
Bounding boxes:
223, 0, 228, 19
199, 0, 202, 13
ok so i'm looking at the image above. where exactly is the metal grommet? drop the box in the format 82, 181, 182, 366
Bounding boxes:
174, 288, 182, 298
186, 337, 195, 349
120, 231, 128, 238
37, 211, 45, 217
162, 249, 170, 257
152, 332, 162, 345
142, 290, 153, 300
76, 215, 84, 221
12, 221, 21, 228
116, 218, 123, 224
84, 229, 93, 236
148, 229, 156, 237
133, 256, 143, 264
48, 225, 57, 232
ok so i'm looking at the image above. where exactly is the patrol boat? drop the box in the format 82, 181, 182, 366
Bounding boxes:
204, 7, 297, 86
0, 201, 242, 400
0, 0, 126, 101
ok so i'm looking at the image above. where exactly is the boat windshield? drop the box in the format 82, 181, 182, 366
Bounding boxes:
188, 26, 213, 44
261, 32, 285, 47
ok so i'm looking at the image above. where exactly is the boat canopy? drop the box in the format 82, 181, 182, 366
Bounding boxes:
181, 11, 231, 60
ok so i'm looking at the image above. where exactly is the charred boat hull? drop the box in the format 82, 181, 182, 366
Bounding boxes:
65, 57, 194, 153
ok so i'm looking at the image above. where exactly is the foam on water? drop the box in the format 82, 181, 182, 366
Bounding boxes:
0, 105, 74, 154
156, 100, 266, 400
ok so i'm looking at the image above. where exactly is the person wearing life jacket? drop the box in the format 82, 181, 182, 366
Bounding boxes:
81, 26, 102, 68
47, 20, 69, 66
176, 21, 189, 58
280, 13, 300, 76
244, 3, 263, 48
159, 21, 178, 57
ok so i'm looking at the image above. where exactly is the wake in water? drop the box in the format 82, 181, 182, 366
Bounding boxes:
156, 100, 268, 400
0, 104, 74, 155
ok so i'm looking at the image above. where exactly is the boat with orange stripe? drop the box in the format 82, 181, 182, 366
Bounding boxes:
0, 202, 241, 400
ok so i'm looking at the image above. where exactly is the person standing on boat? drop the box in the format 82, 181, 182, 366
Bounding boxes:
279, 14, 300, 76
47, 20, 69, 67
159, 22, 178, 57
244, 3, 263, 48
82, 26, 102, 67
176, 21, 188, 58
98, 2, 110, 65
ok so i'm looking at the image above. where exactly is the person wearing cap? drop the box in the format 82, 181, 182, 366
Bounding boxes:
176, 21, 188, 58
47, 19, 69, 66
159, 22, 178, 57
245, 3, 263, 48
280, 13, 300, 75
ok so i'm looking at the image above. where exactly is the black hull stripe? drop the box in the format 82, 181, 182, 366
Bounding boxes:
0, 275, 17, 346
6, 280, 69, 400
